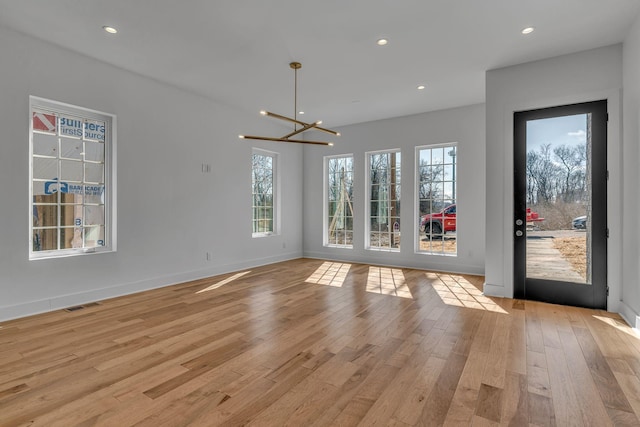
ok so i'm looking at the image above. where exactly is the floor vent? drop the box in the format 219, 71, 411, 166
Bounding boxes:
64, 302, 100, 312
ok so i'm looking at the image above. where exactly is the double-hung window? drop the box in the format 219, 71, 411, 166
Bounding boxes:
252, 149, 278, 236
30, 97, 115, 259
367, 150, 401, 250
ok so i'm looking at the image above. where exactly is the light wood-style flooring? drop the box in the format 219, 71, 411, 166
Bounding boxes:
1, 258, 640, 426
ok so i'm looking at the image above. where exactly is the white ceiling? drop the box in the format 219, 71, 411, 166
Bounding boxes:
1, 0, 639, 127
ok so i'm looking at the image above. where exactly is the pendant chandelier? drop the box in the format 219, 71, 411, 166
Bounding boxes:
239, 62, 339, 146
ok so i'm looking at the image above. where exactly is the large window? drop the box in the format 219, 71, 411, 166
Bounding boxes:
367, 150, 401, 250
30, 97, 115, 259
252, 149, 277, 236
416, 143, 457, 255
326, 155, 354, 247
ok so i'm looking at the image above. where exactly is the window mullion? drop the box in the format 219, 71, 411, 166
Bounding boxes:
57, 134, 62, 251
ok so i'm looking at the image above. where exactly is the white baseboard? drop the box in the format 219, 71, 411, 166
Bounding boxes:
0, 251, 302, 322
302, 251, 485, 276
482, 282, 506, 298
618, 301, 640, 336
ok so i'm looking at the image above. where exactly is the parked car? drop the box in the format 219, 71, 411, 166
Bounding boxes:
421, 204, 544, 236
573, 215, 587, 229
526, 207, 543, 223
525, 207, 544, 230
421, 204, 456, 236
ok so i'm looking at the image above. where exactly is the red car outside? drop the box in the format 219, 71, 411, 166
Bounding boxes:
421, 205, 543, 236
421, 204, 456, 235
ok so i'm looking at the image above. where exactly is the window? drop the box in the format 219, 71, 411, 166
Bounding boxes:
252, 149, 277, 236
30, 97, 115, 259
326, 155, 354, 247
416, 143, 457, 255
367, 150, 401, 250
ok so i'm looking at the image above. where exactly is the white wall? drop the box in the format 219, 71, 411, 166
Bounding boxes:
621, 15, 640, 330
303, 104, 486, 275
4, 20, 639, 324
485, 45, 624, 311
0, 26, 304, 321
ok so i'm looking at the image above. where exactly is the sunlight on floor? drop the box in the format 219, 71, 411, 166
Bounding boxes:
428, 272, 507, 313
366, 267, 413, 299
196, 271, 252, 294
593, 315, 639, 340
306, 262, 352, 287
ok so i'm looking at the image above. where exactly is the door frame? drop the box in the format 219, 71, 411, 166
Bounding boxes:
513, 100, 608, 309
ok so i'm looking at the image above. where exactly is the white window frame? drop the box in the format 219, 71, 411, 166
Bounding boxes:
414, 142, 457, 256
324, 154, 354, 248
366, 149, 401, 252
29, 96, 116, 260
251, 148, 279, 237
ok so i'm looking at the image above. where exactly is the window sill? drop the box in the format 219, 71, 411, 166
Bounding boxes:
252, 232, 278, 238
30, 247, 113, 260
366, 247, 401, 253
415, 251, 458, 257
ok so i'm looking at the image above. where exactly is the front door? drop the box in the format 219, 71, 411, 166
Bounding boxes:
514, 100, 607, 309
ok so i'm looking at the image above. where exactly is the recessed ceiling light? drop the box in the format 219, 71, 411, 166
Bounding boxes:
521, 27, 534, 35
103, 26, 118, 34
299, 111, 305, 115
417, 85, 426, 90
377, 38, 388, 46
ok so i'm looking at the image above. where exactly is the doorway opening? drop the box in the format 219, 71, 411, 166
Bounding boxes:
514, 100, 607, 309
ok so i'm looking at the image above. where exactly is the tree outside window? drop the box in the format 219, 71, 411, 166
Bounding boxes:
252, 150, 277, 236
416, 144, 457, 255
326, 155, 354, 247
367, 150, 401, 250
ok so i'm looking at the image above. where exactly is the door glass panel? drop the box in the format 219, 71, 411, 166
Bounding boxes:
525, 114, 591, 284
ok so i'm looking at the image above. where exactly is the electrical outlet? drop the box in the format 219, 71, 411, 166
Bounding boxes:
206, 252, 212, 261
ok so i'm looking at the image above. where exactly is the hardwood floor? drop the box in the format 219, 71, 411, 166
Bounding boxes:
1, 258, 640, 426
